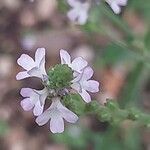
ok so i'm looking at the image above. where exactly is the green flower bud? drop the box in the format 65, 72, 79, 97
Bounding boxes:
63, 94, 86, 116
105, 100, 119, 111
48, 64, 73, 90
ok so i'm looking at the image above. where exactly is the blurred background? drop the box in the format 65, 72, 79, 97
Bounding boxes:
0, 0, 150, 149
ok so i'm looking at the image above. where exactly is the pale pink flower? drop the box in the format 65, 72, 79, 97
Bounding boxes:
71, 66, 99, 103
16, 48, 47, 80
20, 87, 48, 116
67, 0, 90, 25
60, 49, 88, 74
36, 97, 78, 133
106, 0, 128, 14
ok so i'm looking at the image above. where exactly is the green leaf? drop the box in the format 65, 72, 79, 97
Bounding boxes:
100, 43, 135, 66
119, 62, 144, 108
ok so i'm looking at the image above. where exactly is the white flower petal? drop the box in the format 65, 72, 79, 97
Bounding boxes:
36, 109, 51, 126
39, 57, 47, 75
50, 115, 64, 133
71, 57, 88, 72
111, 2, 121, 14
33, 101, 44, 116
78, 10, 88, 25
79, 89, 91, 103
35, 48, 45, 66
60, 49, 71, 65
35, 88, 48, 106
81, 66, 94, 81
27, 67, 43, 79
67, 9, 78, 22
83, 80, 99, 93
58, 104, 78, 123
20, 88, 33, 97
71, 82, 81, 92
16, 71, 30, 80
117, 0, 128, 6
17, 54, 35, 70
20, 98, 34, 111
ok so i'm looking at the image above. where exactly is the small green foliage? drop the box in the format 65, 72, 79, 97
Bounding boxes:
63, 94, 86, 116
48, 64, 73, 90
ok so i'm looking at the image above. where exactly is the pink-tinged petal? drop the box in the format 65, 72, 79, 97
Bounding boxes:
81, 66, 94, 81
83, 80, 99, 93
35, 48, 45, 66
16, 71, 30, 80
60, 49, 71, 65
59, 104, 78, 123
20, 88, 33, 97
33, 101, 44, 116
71, 57, 88, 72
36, 109, 51, 126
111, 3, 121, 14
20, 98, 34, 111
50, 115, 64, 133
17, 54, 35, 70
79, 89, 91, 103
67, 0, 79, 7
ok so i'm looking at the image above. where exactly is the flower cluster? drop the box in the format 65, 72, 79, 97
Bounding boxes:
67, 0, 128, 25
16, 48, 99, 133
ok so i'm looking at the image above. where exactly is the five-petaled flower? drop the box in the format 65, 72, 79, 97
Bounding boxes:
16, 48, 47, 81
60, 49, 88, 74
106, 0, 128, 14
20, 87, 48, 116
71, 66, 99, 103
67, 0, 90, 25
36, 97, 78, 133
16, 48, 99, 133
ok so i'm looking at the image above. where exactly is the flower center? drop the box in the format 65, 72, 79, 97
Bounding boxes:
47, 64, 73, 90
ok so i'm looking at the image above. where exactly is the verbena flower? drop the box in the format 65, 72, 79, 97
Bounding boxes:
16, 48, 47, 80
60, 49, 88, 74
67, 0, 90, 25
17, 48, 99, 133
106, 0, 128, 14
20, 87, 48, 116
36, 97, 78, 133
71, 66, 99, 103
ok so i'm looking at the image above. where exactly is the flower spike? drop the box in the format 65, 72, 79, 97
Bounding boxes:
17, 48, 99, 133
